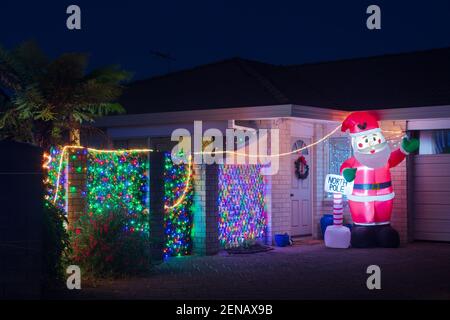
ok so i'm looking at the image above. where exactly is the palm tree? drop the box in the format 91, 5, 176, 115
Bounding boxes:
0, 41, 130, 149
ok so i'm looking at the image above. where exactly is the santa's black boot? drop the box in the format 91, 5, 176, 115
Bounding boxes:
351, 225, 377, 248
375, 224, 400, 248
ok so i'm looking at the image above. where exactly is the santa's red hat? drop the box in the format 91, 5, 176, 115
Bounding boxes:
341, 111, 381, 137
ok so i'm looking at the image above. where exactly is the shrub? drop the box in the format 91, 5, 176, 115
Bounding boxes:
42, 200, 70, 285
70, 209, 151, 277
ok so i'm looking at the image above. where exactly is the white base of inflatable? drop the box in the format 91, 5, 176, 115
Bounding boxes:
324, 225, 351, 249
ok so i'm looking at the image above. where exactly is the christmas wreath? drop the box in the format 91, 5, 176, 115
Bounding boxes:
294, 155, 309, 180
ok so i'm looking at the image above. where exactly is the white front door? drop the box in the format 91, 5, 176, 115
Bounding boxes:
290, 137, 312, 236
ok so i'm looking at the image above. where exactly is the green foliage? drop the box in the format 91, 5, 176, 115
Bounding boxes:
42, 200, 70, 285
0, 41, 130, 148
69, 209, 151, 277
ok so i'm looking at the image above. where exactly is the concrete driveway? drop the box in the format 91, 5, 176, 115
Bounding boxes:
53, 242, 450, 300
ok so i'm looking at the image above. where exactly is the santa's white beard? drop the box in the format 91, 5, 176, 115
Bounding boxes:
354, 143, 391, 168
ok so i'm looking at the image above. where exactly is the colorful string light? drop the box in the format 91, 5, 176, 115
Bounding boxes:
86, 150, 150, 234
43, 147, 151, 233
44, 146, 195, 256
194, 124, 343, 158
44, 125, 348, 211
50, 146, 153, 205
45, 126, 401, 211
218, 164, 267, 248
164, 155, 193, 210
44, 147, 68, 211
163, 152, 194, 258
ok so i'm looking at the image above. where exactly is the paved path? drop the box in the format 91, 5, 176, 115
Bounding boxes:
55, 242, 450, 300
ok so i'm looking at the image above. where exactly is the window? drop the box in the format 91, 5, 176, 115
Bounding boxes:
418, 130, 450, 154
328, 137, 352, 175
326, 137, 352, 199
292, 139, 309, 155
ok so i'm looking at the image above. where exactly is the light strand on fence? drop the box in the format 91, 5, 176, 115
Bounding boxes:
164, 155, 193, 210
51, 145, 153, 204
47, 126, 342, 205
45, 125, 404, 208
42, 152, 52, 170
193, 124, 343, 158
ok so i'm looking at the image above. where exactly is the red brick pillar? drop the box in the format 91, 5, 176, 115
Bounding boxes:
192, 164, 220, 255
67, 148, 88, 228
149, 151, 165, 263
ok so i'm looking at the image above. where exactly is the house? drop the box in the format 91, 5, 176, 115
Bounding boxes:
94, 48, 450, 254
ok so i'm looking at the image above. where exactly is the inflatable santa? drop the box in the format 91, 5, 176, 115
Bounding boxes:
340, 111, 419, 248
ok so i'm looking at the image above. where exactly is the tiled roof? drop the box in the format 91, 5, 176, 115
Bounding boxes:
119, 47, 450, 114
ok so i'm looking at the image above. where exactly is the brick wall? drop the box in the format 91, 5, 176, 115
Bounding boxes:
252, 119, 292, 244
67, 149, 87, 227
312, 123, 326, 239
192, 163, 206, 254
191, 164, 220, 255
267, 119, 291, 243
149, 152, 165, 263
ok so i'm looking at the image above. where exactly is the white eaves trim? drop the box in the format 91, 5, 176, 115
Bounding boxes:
95, 104, 292, 128
376, 105, 450, 120
94, 104, 450, 128
407, 118, 450, 130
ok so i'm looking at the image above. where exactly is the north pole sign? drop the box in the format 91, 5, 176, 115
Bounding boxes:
324, 174, 354, 195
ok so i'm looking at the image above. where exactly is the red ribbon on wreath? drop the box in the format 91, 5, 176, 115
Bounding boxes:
294, 155, 309, 180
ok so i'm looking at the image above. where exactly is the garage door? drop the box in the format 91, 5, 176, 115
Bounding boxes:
413, 154, 450, 241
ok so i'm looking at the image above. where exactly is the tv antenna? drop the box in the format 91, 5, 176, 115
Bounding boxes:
150, 50, 176, 74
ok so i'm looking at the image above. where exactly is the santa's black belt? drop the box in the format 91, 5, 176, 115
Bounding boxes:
353, 182, 392, 190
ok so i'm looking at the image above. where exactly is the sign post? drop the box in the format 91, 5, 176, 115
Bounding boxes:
323, 174, 353, 248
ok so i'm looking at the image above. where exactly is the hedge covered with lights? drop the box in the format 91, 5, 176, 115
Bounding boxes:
44, 147, 196, 270
163, 152, 194, 258
86, 150, 150, 234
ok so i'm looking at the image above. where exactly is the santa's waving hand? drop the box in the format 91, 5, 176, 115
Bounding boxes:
339, 111, 419, 248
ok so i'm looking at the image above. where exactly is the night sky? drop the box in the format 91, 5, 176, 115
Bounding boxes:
2, 0, 450, 80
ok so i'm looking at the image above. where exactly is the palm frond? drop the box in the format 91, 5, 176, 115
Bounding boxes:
79, 102, 126, 117
0, 45, 24, 90
12, 40, 48, 83
87, 65, 132, 84
0, 40, 131, 147
75, 79, 122, 104
43, 53, 88, 88
0, 109, 15, 129
12, 85, 46, 118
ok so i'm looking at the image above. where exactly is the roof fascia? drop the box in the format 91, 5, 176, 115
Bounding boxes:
375, 105, 450, 120
95, 104, 294, 127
